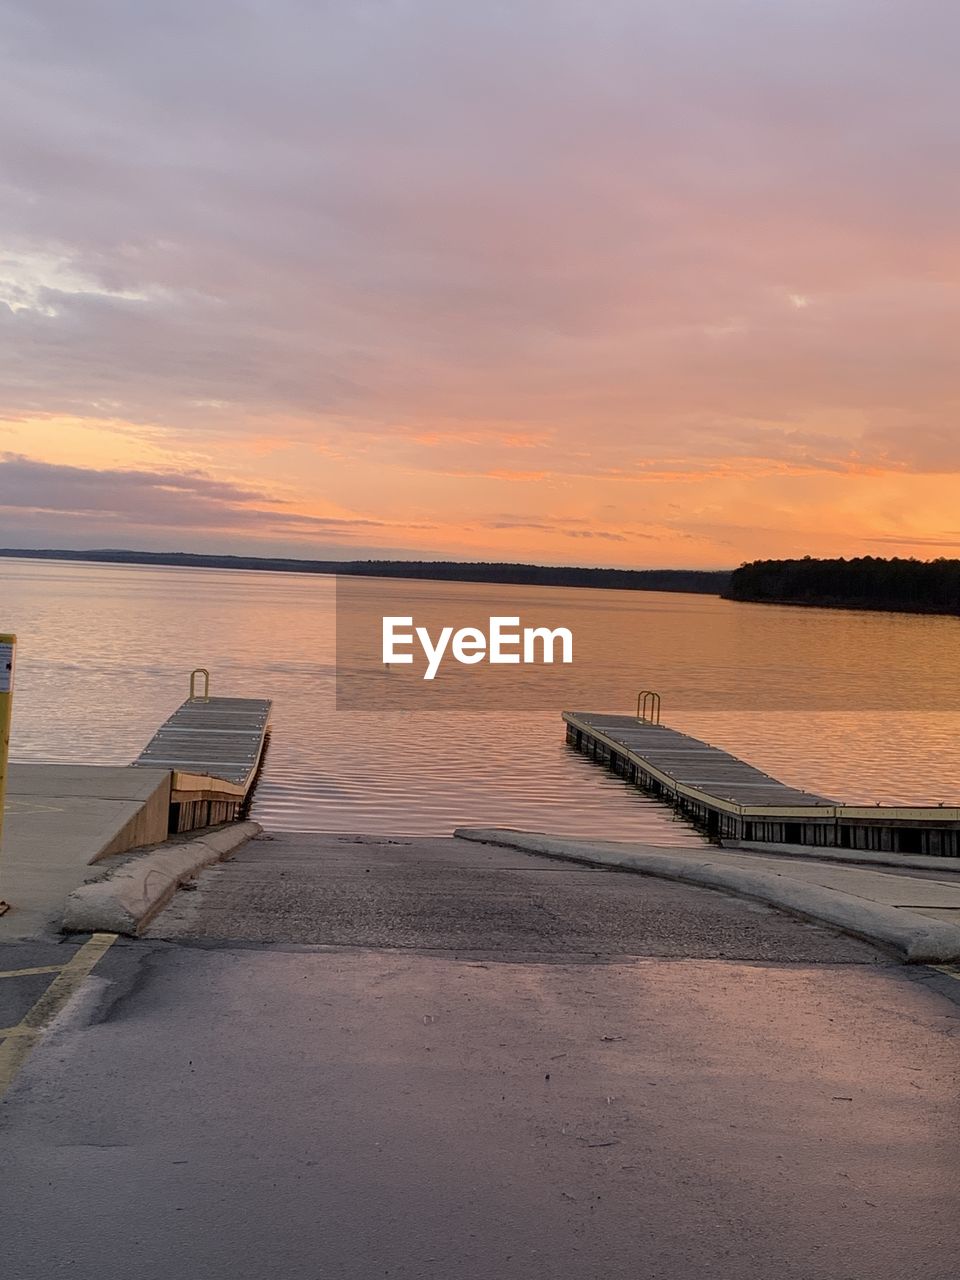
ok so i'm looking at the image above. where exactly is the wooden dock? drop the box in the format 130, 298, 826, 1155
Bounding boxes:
133, 696, 272, 833
564, 711, 960, 857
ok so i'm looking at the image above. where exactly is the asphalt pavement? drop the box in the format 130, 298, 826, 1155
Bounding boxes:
0, 833, 958, 1279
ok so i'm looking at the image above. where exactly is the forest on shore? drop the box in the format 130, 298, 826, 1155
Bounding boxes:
725, 556, 960, 616
0, 548, 730, 595
9, 548, 959, 614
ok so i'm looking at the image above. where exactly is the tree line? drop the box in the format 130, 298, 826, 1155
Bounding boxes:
0, 548, 730, 595
724, 556, 960, 616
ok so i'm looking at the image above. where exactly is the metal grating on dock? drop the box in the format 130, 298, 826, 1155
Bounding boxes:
563, 711, 960, 856
135, 697, 271, 787
133, 697, 272, 832
565, 713, 835, 811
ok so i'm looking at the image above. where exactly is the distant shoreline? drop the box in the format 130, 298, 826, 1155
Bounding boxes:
724, 556, 960, 619
0, 547, 731, 595
726, 594, 960, 620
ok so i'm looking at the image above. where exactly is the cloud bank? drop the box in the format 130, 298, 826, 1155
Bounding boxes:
0, 2, 957, 563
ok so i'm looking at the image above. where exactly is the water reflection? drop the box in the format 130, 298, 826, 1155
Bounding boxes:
2, 558, 958, 838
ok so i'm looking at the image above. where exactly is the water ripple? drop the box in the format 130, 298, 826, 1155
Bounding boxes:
4, 559, 958, 842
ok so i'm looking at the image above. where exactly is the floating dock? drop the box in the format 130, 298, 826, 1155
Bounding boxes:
564, 711, 960, 857
134, 696, 272, 833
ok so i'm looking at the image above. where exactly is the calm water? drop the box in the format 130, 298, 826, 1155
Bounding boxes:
2, 558, 959, 841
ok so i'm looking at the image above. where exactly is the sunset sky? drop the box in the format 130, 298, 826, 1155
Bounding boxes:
1, 1, 958, 568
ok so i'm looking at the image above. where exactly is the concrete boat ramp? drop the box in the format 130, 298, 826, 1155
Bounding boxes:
0, 691, 270, 938
3, 694, 960, 962
0, 763, 173, 938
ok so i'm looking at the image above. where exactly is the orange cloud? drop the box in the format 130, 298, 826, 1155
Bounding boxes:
1, 3, 957, 566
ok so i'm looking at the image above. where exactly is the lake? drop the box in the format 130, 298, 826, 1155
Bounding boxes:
2, 557, 959, 842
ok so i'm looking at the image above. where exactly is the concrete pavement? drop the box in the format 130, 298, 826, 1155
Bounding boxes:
714, 847, 960, 922
0, 764, 170, 939
456, 829, 960, 961
1, 833, 958, 1278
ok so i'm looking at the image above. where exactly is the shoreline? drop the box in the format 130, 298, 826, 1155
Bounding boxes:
723, 592, 960, 621
0, 547, 729, 596
7, 549, 958, 618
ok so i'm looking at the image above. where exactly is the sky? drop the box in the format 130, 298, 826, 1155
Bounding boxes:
0, 0, 958, 569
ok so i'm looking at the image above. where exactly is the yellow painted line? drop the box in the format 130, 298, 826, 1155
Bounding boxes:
4, 799, 67, 815
931, 964, 960, 982
0, 933, 116, 1098
0, 964, 63, 979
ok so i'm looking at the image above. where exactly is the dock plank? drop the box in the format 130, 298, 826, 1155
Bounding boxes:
565, 712, 834, 811
132, 697, 271, 833
563, 711, 960, 856
133, 697, 271, 789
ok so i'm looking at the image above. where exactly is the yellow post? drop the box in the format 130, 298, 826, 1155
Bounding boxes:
0, 633, 15, 914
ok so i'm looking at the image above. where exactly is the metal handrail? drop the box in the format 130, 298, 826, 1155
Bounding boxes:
636, 689, 661, 724
189, 668, 211, 702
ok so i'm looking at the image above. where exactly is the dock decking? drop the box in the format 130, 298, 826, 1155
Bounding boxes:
564, 711, 960, 857
134, 696, 271, 832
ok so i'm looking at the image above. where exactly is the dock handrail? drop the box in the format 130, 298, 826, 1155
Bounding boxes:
636, 689, 661, 724
189, 668, 211, 703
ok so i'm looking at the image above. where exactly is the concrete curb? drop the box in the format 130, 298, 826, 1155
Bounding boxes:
62, 822, 262, 936
454, 828, 960, 964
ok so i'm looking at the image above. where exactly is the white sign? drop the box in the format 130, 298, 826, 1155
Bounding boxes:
0, 642, 14, 693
